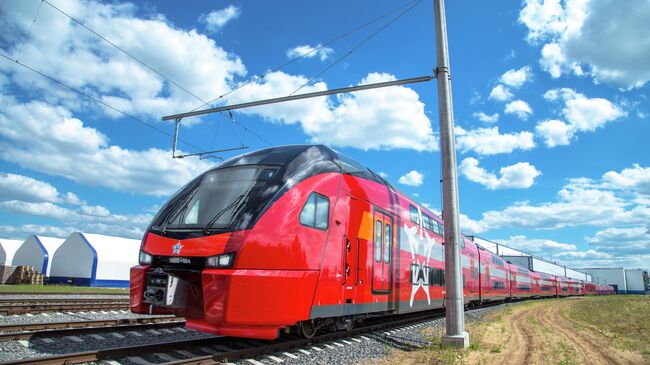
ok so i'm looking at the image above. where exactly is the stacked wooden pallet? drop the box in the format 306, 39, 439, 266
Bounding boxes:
14, 266, 44, 285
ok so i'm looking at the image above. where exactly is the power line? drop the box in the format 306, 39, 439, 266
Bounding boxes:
192, 0, 422, 111
290, 0, 423, 95
38, 0, 272, 148
0, 52, 206, 152
16, 0, 43, 62
42, 0, 206, 104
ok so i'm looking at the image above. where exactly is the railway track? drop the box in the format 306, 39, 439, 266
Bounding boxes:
0, 308, 448, 365
0, 317, 184, 341
0, 299, 130, 315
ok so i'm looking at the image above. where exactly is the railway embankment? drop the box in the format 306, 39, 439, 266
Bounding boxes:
369, 295, 650, 365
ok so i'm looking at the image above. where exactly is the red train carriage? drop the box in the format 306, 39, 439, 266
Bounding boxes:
557, 276, 571, 296
510, 266, 535, 299
130, 145, 607, 340
538, 272, 557, 298
529, 271, 542, 297
477, 247, 509, 302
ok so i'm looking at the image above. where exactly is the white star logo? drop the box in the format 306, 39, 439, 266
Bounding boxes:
172, 241, 183, 256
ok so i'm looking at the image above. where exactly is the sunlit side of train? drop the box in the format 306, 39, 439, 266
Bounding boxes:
130, 145, 614, 340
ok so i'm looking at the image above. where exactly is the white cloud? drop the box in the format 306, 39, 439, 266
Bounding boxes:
602, 164, 650, 196
80, 205, 111, 217
473, 174, 650, 232
459, 157, 541, 190
456, 126, 535, 155
378, 171, 389, 178
498, 235, 577, 254
504, 100, 533, 120
519, 0, 650, 89
586, 226, 649, 246
0, 224, 73, 239
231, 72, 438, 151
459, 213, 488, 235
500, 66, 532, 88
0, 0, 246, 120
536, 88, 625, 148
0, 200, 72, 220
286, 44, 334, 61
535, 119, 573, 147
0, 173, 59, 203
488, 84, 513, 102
199, 5, 241, 33
472, 112, 499, 123
63, 192, 85, 205
398, 170, 424, 187
0, 97, 213, 196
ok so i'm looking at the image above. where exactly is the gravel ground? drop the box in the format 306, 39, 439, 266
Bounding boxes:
232, 303, 518, 365
0, 303, 516, 364
0, 310, 173, 327
0, 294, 128, 300
0, 319, 213, 362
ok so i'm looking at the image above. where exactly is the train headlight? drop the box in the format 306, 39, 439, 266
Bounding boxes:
139, 250, 153, 265
206, 253, 235, 268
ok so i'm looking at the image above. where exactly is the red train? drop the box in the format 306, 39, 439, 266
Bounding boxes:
130, 145, 614, 339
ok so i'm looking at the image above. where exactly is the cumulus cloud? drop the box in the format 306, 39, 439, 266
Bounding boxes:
0, 97, 213, 196
286, 44, 334, 61
459, 158, 541, 190
473, 112, 499, 123
199, 5, 241, 33
535, 119, 573, 147
536, 88, 625, 147
488, 84, 513, 102
504, 100, 533, 120
0, 173, 59, 203
602, 164, 650, 196
0, 0, 246, 120
500, 66, 533, 88
498, 235, 577, 254
456, 126, 535, 155
519, 0, 650, 89
398, 170, 424, 187
231, 72, 438, 151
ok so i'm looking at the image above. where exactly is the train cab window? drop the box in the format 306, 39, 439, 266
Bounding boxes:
299, 192, 330, 230
409, 205, 419, 225
384, 224, 391, 263
375, 220, 383, 262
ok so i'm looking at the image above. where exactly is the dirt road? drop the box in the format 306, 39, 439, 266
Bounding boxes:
469, 299, 645, 365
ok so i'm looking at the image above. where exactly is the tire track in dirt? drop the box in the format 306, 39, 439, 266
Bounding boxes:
538, 300, 638, 365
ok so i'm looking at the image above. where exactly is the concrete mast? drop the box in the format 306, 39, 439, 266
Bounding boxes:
433, 0, 469, 348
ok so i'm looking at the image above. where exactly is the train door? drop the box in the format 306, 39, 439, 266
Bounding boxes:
372, 209, 393, 293
344, 198, 364, 303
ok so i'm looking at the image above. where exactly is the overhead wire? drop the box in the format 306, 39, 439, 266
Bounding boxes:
0, 52, 206, 153
16, 0, 43, 63
41, 0, 272, 147
192, 0, 423, 111
289, 0, 423, 96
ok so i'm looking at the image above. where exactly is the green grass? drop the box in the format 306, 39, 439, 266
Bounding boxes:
566, 295, 650, 360
0, 284, 128, 294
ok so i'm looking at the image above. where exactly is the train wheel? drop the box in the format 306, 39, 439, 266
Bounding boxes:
299, 320, 319, 338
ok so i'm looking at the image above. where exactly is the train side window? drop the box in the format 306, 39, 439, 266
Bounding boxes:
299, 192, 330, 230
375, 220, 383, 262
384, 224, 391, 263
409, 205, 419, 225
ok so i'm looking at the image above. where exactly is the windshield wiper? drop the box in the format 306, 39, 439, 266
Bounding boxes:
161, 186, 199, 235
203, 194, 245, 234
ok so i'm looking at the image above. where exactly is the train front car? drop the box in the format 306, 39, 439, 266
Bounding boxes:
130, 145, 343, 339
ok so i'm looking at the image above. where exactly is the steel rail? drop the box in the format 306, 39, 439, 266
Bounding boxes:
0, 302, 130, 315
0, 317, 184, 342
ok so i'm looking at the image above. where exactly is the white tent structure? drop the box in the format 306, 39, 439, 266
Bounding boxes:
0, 238, 23, 266
12, 235, 64, 275
49, 232, 139, 287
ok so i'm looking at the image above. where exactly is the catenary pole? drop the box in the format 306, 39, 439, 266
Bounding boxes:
434, 0, 469, 348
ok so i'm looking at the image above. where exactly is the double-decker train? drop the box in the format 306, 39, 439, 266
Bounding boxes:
130, 145, 614, 340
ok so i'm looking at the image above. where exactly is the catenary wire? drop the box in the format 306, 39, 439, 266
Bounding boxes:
16, 0, 44, 62
42, 0, 272, 146
290, 0, 423, 96
192, 0, 422, 112
0, 52, 206, 152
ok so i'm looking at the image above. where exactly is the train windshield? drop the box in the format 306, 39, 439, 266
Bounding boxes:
153, 165, 279, 232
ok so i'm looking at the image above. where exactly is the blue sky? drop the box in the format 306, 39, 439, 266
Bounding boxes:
0, 0, 648, 270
